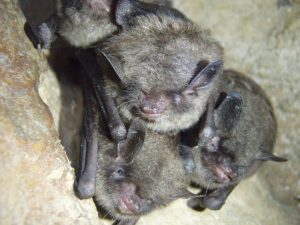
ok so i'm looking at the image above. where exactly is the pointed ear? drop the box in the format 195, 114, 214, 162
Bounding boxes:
184, 60, 223, 94
257, 151, 287, 162
115, 0, 150, 28
215, 92, 243, 133
96, 48, 124, 81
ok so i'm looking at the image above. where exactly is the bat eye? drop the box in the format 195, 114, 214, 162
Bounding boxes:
112, 166, 126, 180
117, 168, 124, 176
172, 93, 182, 105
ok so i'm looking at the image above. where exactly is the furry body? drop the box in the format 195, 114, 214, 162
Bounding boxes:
32, 0, 223, 134
192, 70, 277, 188
94, 129, 188, 223
185, 70, 286, 210
98, 0, 223, 133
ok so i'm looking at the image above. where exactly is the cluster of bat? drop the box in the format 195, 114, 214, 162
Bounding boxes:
28, 0, 287, 224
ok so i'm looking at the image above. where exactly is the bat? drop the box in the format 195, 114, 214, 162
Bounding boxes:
181, 70, 287, 211
78, 0, 224, 198
27, 0, 223, 140
79, 66, 193, 225
27, 0, 224, 198
28, 0, 172, 49
93, 0, 224, 174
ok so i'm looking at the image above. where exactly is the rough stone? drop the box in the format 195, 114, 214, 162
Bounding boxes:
0, 1, 100, 225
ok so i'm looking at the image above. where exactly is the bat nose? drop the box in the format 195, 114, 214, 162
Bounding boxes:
140, 95, 169, 117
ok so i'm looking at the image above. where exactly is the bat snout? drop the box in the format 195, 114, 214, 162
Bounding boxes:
139, 95, 169, 118
117, 182, 150, 215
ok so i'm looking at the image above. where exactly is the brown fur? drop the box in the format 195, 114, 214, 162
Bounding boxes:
95, 70, 283, 218
57, 0, 116, 47
190, 70, 278, 189
56, 0, 172, 47
54, 0, 223, 133
99, 3, 223, 133
94, 123, 188, 222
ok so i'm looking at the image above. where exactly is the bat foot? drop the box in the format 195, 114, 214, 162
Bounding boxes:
75, 176, 96, 199
187, 197, 206, 211
200, 195, 225, 210
192, 185, 236, 210
187, 194, 225, 211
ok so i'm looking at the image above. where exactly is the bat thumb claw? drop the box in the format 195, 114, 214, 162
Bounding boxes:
75, 177, 96, 199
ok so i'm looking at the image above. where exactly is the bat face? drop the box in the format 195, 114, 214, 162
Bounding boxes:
189, 70, 286, 190
99, 0, 223, 133
94, 131, 189, 221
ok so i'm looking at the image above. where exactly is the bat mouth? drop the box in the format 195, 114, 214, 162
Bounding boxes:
131, 106, 162, 123
118, 196, 137, 214
117, 182, 146, 215
201, 151, 237, 183
139, 110, 162, 119
213, 167, 233, 183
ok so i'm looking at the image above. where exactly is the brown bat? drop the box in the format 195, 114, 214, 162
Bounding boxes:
93, 0, 223, 175
70, 0, 224, 199
181, 70, 287, 211
82, 69, 286, 224
28, 0, 172, 48
79, 70, 193, 225
26, 0, 223, 138
26, 0, 224, 198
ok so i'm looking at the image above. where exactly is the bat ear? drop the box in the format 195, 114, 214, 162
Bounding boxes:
215, 92, 243, 133
257, 151, 287, 162
115, 0, 149, 28
117, 119, 146, 161
184, 60, 223, 95
96, 48, 123, 81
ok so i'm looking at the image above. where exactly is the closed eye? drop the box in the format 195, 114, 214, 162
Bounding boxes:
189, 60, 210, 84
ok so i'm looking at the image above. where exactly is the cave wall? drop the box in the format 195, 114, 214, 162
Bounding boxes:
0, 1, 100, 224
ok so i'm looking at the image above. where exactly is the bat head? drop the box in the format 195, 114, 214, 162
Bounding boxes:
186, 70, 287, 189
94, 129, 191, 221
98, 0, 223, 133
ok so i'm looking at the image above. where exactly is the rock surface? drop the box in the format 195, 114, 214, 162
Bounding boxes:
0, 0, 299, 225
0, 1, 100, 225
